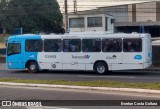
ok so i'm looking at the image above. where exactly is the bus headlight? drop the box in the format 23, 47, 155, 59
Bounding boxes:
9, 62, 12, 66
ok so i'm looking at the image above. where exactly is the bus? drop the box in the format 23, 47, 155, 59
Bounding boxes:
6, 33, 152, 74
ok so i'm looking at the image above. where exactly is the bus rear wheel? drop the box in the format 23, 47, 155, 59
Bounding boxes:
95, 62, 107, 74
27, 61, 39, 73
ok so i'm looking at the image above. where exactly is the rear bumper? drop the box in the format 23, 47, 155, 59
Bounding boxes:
143, 62, 152, 69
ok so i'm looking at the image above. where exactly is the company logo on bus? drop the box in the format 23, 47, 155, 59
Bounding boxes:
134, 55, 142, 60
148, 52, 151, 58
72, 55, 90, 59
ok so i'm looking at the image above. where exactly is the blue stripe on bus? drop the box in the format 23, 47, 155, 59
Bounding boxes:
7, 35, 41, 69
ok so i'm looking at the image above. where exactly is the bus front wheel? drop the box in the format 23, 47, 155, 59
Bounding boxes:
27, 61, 39, 73
95, 62, 107, 74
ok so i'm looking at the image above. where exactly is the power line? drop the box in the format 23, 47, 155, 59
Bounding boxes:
64, 0, 68, 33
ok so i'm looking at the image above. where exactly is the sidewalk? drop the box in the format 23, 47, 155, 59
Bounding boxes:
146, 65, 160, 71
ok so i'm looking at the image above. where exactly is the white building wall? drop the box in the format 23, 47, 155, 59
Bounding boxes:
128, 5, 133, 22
136, 2, 156, 22
98, 2, 158, 23
99, 5, 129, 22
68, 14, 114, 33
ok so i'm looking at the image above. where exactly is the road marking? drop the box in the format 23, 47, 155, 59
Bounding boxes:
78, 75, 135, 79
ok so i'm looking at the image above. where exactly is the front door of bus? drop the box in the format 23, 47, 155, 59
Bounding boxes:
7, 41, 25, 69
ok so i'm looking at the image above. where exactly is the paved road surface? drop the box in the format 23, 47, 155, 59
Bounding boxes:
0, 86, 160, 109
0, 63, 160, 82
1, 85, 160, 100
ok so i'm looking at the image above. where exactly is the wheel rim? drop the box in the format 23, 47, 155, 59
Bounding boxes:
30, 64, 36, 71
97, 64, 105, 74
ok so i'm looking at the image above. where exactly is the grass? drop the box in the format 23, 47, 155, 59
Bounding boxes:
0, 78, 160, 90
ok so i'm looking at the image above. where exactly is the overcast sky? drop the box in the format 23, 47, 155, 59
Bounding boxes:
57, 0, 158, 12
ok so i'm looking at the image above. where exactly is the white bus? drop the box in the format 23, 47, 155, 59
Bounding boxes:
6, 33, 152, 74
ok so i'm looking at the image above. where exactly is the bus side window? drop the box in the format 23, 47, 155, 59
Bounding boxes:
82, 39, 101, 52
44, 39, 61, 52
63, 39, 81, 52
102, 38, 122, 52
123, 38, 142, 52
25, 39, 42, 52
93, 39, 101, 52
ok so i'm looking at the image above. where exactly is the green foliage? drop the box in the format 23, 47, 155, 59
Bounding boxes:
0, 0, 63, 34
1, 78, 160, 90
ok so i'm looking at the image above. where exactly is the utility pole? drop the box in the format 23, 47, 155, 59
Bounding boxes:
73, 0, 77, 14
64, 0, 68, 33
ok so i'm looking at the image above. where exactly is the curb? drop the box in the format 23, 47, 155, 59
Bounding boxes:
0, 82, 160, 94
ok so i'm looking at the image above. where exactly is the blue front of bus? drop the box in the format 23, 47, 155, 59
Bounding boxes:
6, 35, 41, 69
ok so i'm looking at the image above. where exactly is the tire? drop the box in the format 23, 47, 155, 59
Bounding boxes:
95, 62, 107, 74
27, 61, 39, 73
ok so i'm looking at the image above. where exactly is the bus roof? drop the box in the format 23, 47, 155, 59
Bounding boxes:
8, 33, 150, 40
41, 33, 150, 39
8, 34, 41, 40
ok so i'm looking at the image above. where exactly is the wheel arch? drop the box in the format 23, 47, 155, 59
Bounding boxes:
25, 60, 38, 68
93, 60, 108, 71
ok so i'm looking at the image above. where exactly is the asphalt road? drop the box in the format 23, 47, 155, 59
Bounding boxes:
1, 85, 159, 100
0, 63, 160, 82
0, 86, 160, 109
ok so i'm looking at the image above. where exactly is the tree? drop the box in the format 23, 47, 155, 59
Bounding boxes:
0, 0, 9, 33
0, 0, 63, 34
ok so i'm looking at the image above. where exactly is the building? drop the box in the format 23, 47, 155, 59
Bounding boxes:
67, 12, 114, 33
68, 1, 160, 37
98, 1, 160, 37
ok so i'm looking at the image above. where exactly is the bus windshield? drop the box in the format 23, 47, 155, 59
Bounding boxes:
7, 43, 21, 56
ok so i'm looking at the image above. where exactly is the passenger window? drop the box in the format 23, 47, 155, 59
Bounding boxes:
25, 40, 42, 52
63, 39, 81, 52
44, 39, 62, 52
102, 38, 122, 52
82, 39, 101, 52
123, 38, 142, 52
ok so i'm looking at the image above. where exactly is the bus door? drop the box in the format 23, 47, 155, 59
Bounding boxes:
7, 40, 25, 69
102, 38, 123, 69
62, 39, 85, 70
38, 39, 63, 70
38, 52, 62, 70
122, 38, 143, 64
